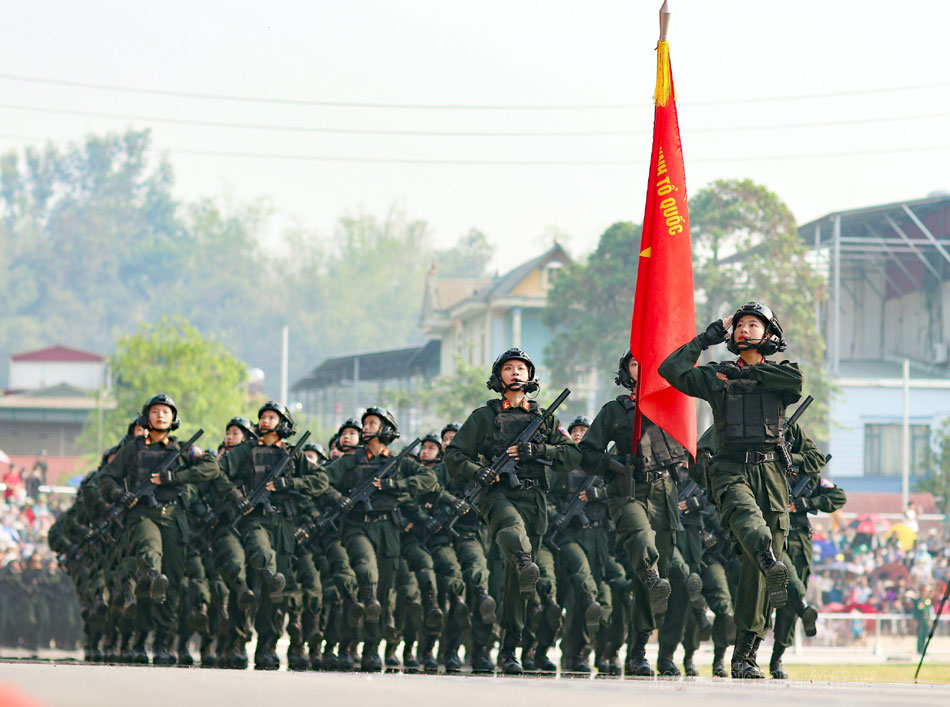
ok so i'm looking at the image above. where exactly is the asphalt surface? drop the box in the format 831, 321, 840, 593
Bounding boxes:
1, 661, 949, 707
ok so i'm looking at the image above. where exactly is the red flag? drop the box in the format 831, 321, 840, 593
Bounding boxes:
629, 34, 697, 458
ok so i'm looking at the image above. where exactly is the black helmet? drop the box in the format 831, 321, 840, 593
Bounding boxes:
100, 445, 119, 467
568, 415, 592, 433
328, 432, 341, 451
127, 413, 147, 437
257, 400, 296, 439
420, 433, 443, 459
361, 406, 400, 445
302, 442, 329, 465
226, 416, 256, 441
726, 302, 787, 357
141, 394, 180, 431
440, 422, 461, 440
338, 418, 362, 435
487, 348, 539, 393
614, 350, 636, 390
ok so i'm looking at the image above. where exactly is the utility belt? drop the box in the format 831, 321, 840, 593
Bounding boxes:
502, 476, 548, 492
716, 448, 779, 465
355, 510, 396, 524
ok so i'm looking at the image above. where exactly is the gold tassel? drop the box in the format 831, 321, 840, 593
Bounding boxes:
654, 40, 671, 107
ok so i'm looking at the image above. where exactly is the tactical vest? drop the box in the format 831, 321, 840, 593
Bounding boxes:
250, 444, 285, 492
488, 399, 547, 480
721, 379, 784, 450
615, 396, 689, 472
135, 439, 181, 504
565, 469, 607, 523
352, 450, 398, 512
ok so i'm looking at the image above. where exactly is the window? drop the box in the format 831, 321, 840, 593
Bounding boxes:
864, 423, 931, 476
541, 261, 564, 290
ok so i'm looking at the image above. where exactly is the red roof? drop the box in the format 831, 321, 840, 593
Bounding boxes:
10, 345, 103, 363
841, 492, 938, 516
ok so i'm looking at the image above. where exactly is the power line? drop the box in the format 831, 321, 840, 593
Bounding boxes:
0, 72, 948, 110
0, 101, 947, 138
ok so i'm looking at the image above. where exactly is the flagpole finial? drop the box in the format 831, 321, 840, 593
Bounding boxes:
659, 1, 671, 41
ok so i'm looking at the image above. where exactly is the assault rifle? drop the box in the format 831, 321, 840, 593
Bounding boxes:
230, 430, 310, 530
777, 395, 814, 472
457, 388, 571, 519
788, 453, 832, 514
295, 437, 422, 544
543, 474, 597, 553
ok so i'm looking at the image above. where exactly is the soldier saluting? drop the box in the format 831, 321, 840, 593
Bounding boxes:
444, 348, 580, 675
659, 302, 801, 679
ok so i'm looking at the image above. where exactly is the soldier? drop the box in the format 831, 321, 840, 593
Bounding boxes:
325, 407, 439, 672
221, 401, 329, 670
98, 394, 220, 665
445, 348, 581, 674
222, 417, 256, 455
659, 302, 802, 679
770, 465, 846, 678
579, 351, 698, 677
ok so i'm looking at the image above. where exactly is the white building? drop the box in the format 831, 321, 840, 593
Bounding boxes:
9, 345, 108, 392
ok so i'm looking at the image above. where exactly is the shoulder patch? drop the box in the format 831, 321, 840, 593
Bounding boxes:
557, 424, 570, 438
819, 478, 836, 489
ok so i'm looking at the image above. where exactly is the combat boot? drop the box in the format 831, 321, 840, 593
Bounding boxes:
474, 587, 496, 624
421, 643, 439, 673
685, 572, 703, 603
711, 644, 728, 678
131, 633, 150, 665
799, 603, 819, 637
444, 643, 463, 673
769, 644, 788, 679
262, 569, 286, 602
200, 640, 216, 668
287, 615, 308, 671
756, 548, 789, 609
534, 645, 556, 673
383, 641, 399, 669
500, 650, 524, 675
514, 553, 540, 594
308, 631, 323, 671
657, 644, 681, 676
402, 641, 420, 672
229, 645, 249, 670
254, 636, 280, 671
581, 593, 603, 632
359, 584, 382, 623
642, 568, 671, 615
336, 641, 357, 672
423, 589, 444, 629
625, 630, 655, 677
361, 641, 382, 673
564, 653, 591, 674
683, 649, 698, 677
471, 644, 495, 673
152, 634, 175, 666
730, 632, 764, 679
233, 578, 255, 613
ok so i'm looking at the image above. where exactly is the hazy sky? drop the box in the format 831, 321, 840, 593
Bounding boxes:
3, 0, 948, 265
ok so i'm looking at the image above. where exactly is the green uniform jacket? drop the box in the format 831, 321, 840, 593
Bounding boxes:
219, 437, 329, 510
325, 445, 439, 510
444, 399, 580, 483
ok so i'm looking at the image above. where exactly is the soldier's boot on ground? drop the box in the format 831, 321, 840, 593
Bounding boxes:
798, 603, 819, 637
474, 587, 497, 624
287, 615, 309, 671
423, 590, 444, 629
691, 602, 713, 641
254, 636, 280, 671
308, 629, 323, 671
443, 632, 463, 673
543, 598, 563, 631
564, 652, 591, 674
359, 584, 382, 624
344, 594, 365, 628
756, 548, 789, 609
132, 633, 150, 665
322, 642, 339, 671
683, 649, 698, 677
534, 644, 556, 673
712, 644, 728, 678
582, 593, 603, 633
383, 640, 400, 669
200, 639, 216, 668
730, 632, 765, 679
626, 630, 655, 677
471, 644, 496, 673
233, 579, 255, 613
643, 568, 672, 615
336, 641, 357, 672
261, 570, 286, 602
514, 553, 540, 594
229, 644, 249, 670
152, 634, 175, 666
402, 640, 420, 672
361, 640, 383, 673
769, 644, 788, 680
421, 641, 439, 673
521, 643, 537, 673
596, 650, 621, 676
144, 569, 169, 604
177, 635, 195, 666
500, 634, 524, 675
657, 643, 681, 677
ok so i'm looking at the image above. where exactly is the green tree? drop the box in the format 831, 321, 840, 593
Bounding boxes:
917, 417, 950, 515
542, 221, 641, 387
433, 228, 495, 278
418, 357, 491, 423
80, 316, 248, 453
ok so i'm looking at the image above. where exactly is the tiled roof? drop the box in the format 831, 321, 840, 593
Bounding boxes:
11, 345, 103, 363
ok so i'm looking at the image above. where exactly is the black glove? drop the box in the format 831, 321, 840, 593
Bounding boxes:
793, 497, 814, 513
424, 516, 443, 535
475, 466, 497, 487
336, 493, 354, 512
272, 476, 293, 492
157, 469, 177, 485
77, 524, 95, 540
452, 498, 472, 515
684, 496, 703, 513
376, 477, 398, 491
517, 441, 546, 461
118, 491, 137, 508
294, 521, 313, 543
234, 497, 252, 517
588, 485, 608, 502
550, 512, 566, 530
717, 362, 743, 380
199, 510, 216, 527
697, 320, 728, 350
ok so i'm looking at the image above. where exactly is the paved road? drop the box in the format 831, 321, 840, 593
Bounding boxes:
1, 662, 949, 707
